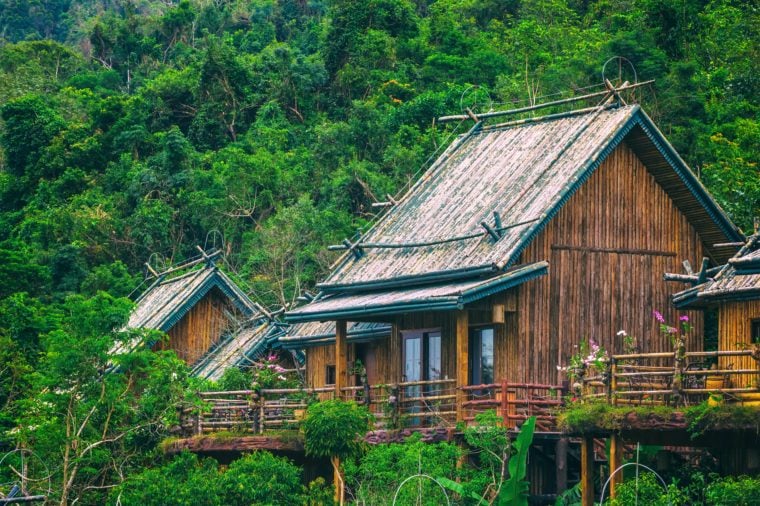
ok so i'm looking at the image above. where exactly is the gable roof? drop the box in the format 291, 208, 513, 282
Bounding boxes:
119, 261, 282, 374
127, 264, 264, 332
673, 235, 760, 308
318, 105, 741, 295
192, 321, 286, 380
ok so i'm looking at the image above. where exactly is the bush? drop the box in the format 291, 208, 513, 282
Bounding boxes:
109, 452, 222, 506
705, 475, 760, 506
219, 451, 305, 505
342, 435, 461, 506
302, 400, 372, 459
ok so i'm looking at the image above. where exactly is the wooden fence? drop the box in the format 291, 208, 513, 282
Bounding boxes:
580, 349, 760, 406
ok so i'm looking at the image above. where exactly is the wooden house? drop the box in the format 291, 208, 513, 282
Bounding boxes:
122, 252, 285, 380
673, 234, 760, 390
283, 102, 743, 423
280, 321, 391, 389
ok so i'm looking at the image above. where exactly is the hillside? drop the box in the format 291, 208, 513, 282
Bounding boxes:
0, 0, 757, 504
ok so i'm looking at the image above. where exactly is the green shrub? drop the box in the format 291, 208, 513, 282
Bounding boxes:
342, 435, 461, 506
705, 475, 760, 506
109, 452, 222, 506
302, 400, 372, 459
219, 451, 305, 505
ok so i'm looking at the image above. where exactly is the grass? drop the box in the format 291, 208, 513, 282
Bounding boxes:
557, 399, 760, 437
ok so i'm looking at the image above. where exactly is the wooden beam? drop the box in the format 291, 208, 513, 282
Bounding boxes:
581, 436, 595, 506
335, 320, 348, 396
555, 438, 568, 495
456, 310, 469, 422
609, 434, 623, 499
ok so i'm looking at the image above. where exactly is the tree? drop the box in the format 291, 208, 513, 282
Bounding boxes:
302, 400, 372, 505
12, 293, 190, 505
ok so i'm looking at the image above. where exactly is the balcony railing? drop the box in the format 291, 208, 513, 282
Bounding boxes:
462, 382, 566, 432
579, 349, 760, 406
179, 379, 566, 437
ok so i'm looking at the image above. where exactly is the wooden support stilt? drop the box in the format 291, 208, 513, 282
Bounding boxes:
555, 438, 568, 494
456, 310, 469, 422
609, 434, 623, 499
581, 436, 595, 506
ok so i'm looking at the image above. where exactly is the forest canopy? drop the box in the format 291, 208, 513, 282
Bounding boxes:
0, 0, 757, 504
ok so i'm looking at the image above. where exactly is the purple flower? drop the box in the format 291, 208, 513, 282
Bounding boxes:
667, 326, 677, 334
679, 315, 689, 322
653, 310, 665, 323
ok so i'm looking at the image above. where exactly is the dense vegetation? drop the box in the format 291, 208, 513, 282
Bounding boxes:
0, 0, 757, 504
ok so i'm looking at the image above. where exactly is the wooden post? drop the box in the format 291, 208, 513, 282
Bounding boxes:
455, 310, 469, 422
555, 437, 568, 494
610, 360, 618, 406
259, 391, 265, 434
609, 434, 623, 499
581, 436, 595, 506
500, 380, 509, 426
335, 320, 348, 397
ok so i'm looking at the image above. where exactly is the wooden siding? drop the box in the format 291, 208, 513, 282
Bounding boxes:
154, 288, 233, 364
518, 142, 705, 385
303, 294, 515, 388
718, 301, 760, 388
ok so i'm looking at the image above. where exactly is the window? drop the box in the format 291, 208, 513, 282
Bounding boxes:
752, 319, 760, 344
325, 365, 336, 385
402, 329, 442, 383
469, 327, 494, 385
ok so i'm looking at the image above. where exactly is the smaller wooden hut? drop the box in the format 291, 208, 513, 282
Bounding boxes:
120, 251, 284, 379
673, 234, 760, 389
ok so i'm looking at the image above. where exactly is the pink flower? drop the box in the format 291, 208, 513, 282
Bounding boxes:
667, 326, 677, 334
679, 315, 689, 322
653, 310, 665, 323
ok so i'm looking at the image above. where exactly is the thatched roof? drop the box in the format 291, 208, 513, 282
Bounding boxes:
127, 265, 262, 332
286, 104, 740, 323
120, 260, 283, 376
674, 235, 760, 308
287, 262, 546, 322
192, 321, 286, 380
317, 105, 739, 295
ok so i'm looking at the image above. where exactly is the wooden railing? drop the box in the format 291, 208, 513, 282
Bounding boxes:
340, 379, 457, 428
580, 349, 760, 406
461, 382, 566, 432
181, 387, 334, 435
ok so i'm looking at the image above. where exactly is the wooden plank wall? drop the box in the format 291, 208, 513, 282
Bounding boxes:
518, 141, 705, 385
718, 301, 760, 388
156, 288, 232, 364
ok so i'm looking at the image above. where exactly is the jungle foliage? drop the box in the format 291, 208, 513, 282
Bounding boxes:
0, 0, 757, 504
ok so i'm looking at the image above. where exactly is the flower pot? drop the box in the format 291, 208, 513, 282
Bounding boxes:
706, 375, 728, 390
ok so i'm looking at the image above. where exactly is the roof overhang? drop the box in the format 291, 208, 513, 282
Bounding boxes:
279, 323, 391, 349
285, 262, 547, 323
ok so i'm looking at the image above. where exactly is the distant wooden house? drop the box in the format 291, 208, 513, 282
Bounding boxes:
284, 102, 743, 418
122, 253, 284, 380
281, 321, 391, 389
673, 234, 760, 389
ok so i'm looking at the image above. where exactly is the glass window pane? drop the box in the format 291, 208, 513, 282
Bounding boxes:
404, 336, 422, 382
481, 328, 494, 384
427, 333, 441, 380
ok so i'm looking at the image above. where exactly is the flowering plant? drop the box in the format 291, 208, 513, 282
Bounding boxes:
251, 353, 298, 390
653, 310, 691, 346
557, 338, 609, 383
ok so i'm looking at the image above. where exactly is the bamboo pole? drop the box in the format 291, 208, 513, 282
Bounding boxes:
437, 80, 655, 123
456, 310, 469, 422
609, 434, 623, 499
581, 436, 595, 506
